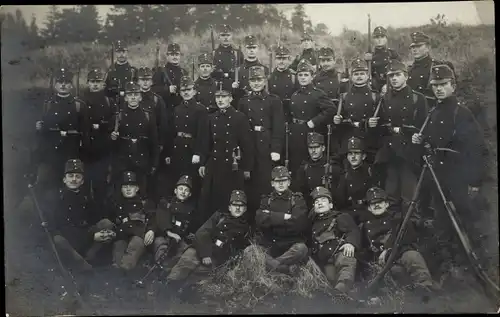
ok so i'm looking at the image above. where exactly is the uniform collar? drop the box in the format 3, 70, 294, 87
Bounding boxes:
272, 189, 292, 199
437, 95, 458, 107
299, 84, 313, 92
217, 106, 233, 115
413, 54, 432, 65
374, 46, 388, 52
218, 44, 234, 51
250, 90, 267, 99
309, 154, 326, 165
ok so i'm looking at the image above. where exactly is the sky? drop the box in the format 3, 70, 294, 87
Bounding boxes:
1, 2, 494, 36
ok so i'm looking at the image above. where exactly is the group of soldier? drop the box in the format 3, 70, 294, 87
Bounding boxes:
27, 23, 488, 301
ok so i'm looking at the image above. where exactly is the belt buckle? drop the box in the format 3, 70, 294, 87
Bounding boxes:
224, 73, 229, 78
254, 126, 263, 132
131, 138, 137, 143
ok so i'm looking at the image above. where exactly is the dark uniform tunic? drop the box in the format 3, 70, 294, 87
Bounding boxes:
140, 90, 168, 150
290, 48, 319, 71
313, 68, 342, 101
105, 62, 138, 103
112, 195, 156, 240
407, 55, 455, 99
268, 68, 299, 123
233, 59, 269, 105
370, 47, 400, 92
212, 44, 245, 92
156, 198, 197, 240
195, 76, 218, 113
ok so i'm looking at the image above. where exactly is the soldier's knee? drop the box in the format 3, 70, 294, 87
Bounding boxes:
293, 242, 308, 255
401, 249, 423, 262
96, 218, 114, 230
335, 253, 357, 266
153, 236, 168, 250
129, 236, 145, 251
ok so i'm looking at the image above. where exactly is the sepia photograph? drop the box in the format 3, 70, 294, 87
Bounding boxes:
2, 2, 498, 315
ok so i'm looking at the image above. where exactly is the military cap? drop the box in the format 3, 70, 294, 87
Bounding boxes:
137, 66, 153, 79
429, 64, 455, 84
54, 68, 73, 82
124, 81, 141, 93
318, 47, 335, 58
350, 58, 369, 72
249, 65, 266, 80
410, 31, 430, 47
122, 171, 137, 185
167, 43, 181, 53
275, 45, 291, 57
307, 132, 324, 146
198, 52, 213, 65
114, 40, 127, 51
347, 136, 364, 152
296, 59, 314, 73
214, 84, 231, 96
229, 189, 247, 205
176, 175, 192, 189
65, 158, 84, 174
87, 68, 105, 81
311, 186, 332, 202
244, 35, 258, 47
301, 32, 313, 41
271, 166, 291, 180
373, 26, 387, 37
180, 76, 194, 88
366, 187, 388, 204
386, 60, 408, 75
219, 24, 233, 34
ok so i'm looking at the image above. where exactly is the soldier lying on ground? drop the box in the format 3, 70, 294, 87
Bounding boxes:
309, 186, 360, 296
152, 175, 197, 274
111, 171, 156, 271
248, 166, 310, 275
48, 159, 115, 272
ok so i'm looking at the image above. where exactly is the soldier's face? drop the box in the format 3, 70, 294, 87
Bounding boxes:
347, 151, 366, 167
314, 197, 333, 214
245, 45, 258, 59
138, 78, 153, 91
272, 178, 290, 193
87, 79, 105, 92
432, 81, 455, 100
121, 184, 139, 198
373, 36, 388, 47
216, 95, 232, 108
174, 185, 192, 201
167, 52, 181, 64
219, 33, 232, 45
180, 86, 195, 100
125, 92, 142, 108
319, 56, 335, 70
249, 78, 266, 92
368, 200, 389, 216
199, 64, 213, 78
116, 49, 128, 62
297, 71, 313, 86
301, 39, 314, 50
351, 71, 369, 85
229, 202, 247, 218
55, 81, 73, 95
388, 71, 408, 89
410, 43, 430, 59
63, 173, 84, 190
275, 56, 290, 69
308, 144, 325, 160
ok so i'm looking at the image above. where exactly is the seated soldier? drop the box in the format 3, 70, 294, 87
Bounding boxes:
359, 187, 440, 296
111, 171, 157, 271
152, 175, 197, 273
165, 190, 251, 289
310, 186, 360, 295
248, 166, 310, 274
49, 159, 115, 271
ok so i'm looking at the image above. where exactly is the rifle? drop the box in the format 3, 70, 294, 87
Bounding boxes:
232, 146, 241, 171
269, 46, 273, 73
284, 122, 290, 170
75, 65, 80, 98
192, 56, 196, 81
210, 25, 215, 52
323, 124, 332, 190
367, 14, 372, 84
111, 42, 115, 66
155, 41, 160, 69
135, 238, 176, 288
234, 45, 241, 84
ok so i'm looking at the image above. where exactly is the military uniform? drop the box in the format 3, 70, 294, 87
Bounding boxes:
111, 171, 157, 270
250, 166, 310, 273
369, 26, 400, 92
290, 33, 319, 72
167, 190, 250, 282
237, 66, 285, 212
288, 60, 336, 176
313, 47, 342, 101
194, 53, 218, 113
310, 187, 360, 293
105, 40, 138, 103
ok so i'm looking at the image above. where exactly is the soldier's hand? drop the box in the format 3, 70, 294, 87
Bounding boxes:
368, 117, 379, 128
378, 250, 388, 266
270, 152, 281, 162
232, 81, 239, 89
60, 130, 67, 137
186, 233, 196, 243
199, 166, 206, 178
165, 157, 171, 165
333, 115, 342, 125
111, 131, 119, 140
340, 243, 355, 258
144, 230, 155, 246
412, 133, 423, 144
93, 124, 100, 130
261, 209, 270, 214
94, 230, 112, 242
167, 230, 181, 242
244, 171, 251, 180
169, 85, 177, 94
284, 213, 292, 220
36, 121, 43, 131
192, 155, 200, 164
307, 120, 315, 129
381, 84, 388, 96
202, 257, 212, 266
364, 52, 373, 61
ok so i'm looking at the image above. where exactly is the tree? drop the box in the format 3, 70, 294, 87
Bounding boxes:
314, 23, 330, 35
430, 14, 447, 27
76, 5, 101, 42
40, 5, 60, 45
291, 4, 311, 34
28, 14, 41, 49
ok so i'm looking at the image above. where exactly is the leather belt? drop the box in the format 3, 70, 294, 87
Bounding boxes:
177, 132, 193, 138
292, 118, 307, 124
253, 126, 264, 132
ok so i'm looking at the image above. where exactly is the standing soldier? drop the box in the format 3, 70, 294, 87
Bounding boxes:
314, 47, 342, 101
197, 85, 254, 230
211, 24, 244, 92
32, 68, 89, 197
288, 59, 336, 176
194, 52, 218, 113
290, 33, 319, 73
82, 67, 116, 210
237, 65, 285, 215
105, 40, 138, 104
364, 26, 400, 93
110, 82, 159, 199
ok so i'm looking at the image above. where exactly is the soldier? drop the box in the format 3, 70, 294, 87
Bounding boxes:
105, 40, 138, 104
407, 31, 455, 99
364, 26, 400, 93
111, 171, 157, 271
369, 60, 428, 203
288, 59, 336, 176
248, 166, 310, 274
152, 175, 197, 273
197, 85, 254, 230
33, 68, 89, 197
333, 58, 380, 164
48, 159, 115, 271
293, 132, 343, 209
411, 64, 485, 280
110, 82, 159, 199
310, 186, 360, 295
194, 52, 218, 113
314, 47, 342, 101
211, 24, 245, 92
166, 189, 250, 290
290, 32, 319, 73
358, 187, 440, 296
334, 137, 377, 224
237, 65, 285, 214
81, 67, 116, 210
